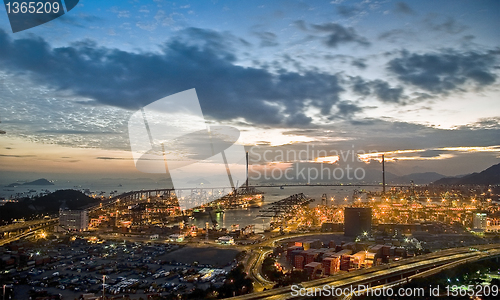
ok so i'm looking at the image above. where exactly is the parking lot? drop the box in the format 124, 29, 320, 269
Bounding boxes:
4, 237, 240, 299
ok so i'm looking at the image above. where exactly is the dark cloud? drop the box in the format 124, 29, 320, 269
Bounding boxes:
311, 22, 370, 48
351, 58, 367, 69
337, 5, 361, 17
253, 31, 279, 47
351, 76, 371, 96
284, 118, 500, 150
285, 113, 313, 126
426, 17, 467, 34
295, 20, 370, 48
350, 76, 405, 104
293, 20, 308, 31
248, 118, 500, 176
387, 49, 497, 94
336, 101, 363, 118
458, 117, 500, 130
0, 28, 346, 127
377, 29, 415, 43
281, 54, 304, 71
371, 80, 405, 103
394, 2, 415, 15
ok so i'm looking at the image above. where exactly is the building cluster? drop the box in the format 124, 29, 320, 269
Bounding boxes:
283, 185, 500, 238
285, 239, 409, 280
58, 198, 257, 243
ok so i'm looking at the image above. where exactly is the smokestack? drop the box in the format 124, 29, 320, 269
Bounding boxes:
246, 151, 249, 191
382, 154, 386, 195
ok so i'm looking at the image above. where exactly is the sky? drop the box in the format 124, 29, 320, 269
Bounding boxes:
0, 0, 499, 185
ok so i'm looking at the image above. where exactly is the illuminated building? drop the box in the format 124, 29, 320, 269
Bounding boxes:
473, 212, 487, 230
59, 209, 89, 231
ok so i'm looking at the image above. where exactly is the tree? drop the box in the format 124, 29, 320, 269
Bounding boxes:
217, 264, 254, 298
262, 257, 283, 282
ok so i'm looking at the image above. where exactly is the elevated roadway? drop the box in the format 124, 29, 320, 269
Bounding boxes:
0, 219, 57, 246
228, 244, 500, 300
0, 218, 58, 235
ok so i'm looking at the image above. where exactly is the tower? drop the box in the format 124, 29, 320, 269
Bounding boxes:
382, 154, 386, 195
246, 151, 249, 191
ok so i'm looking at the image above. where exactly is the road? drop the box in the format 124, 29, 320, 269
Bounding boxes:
227, 244, 500, 300
0, 219, 58, 246
0, 218, 58, 234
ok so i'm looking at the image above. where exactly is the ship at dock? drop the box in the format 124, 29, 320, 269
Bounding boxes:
248, 194, 264, 208
192, 205, 225, 217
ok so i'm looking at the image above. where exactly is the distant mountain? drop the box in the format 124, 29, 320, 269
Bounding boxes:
6, 178, 54, 187
431, 176, 463, 185
388, 172, 446, 185
433, 163, 500, 185
23, 178, 54, 185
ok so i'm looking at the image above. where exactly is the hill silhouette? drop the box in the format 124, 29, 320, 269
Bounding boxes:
388, 172, 445, 184
433, 163, 500, 185
0, 189, 98, 222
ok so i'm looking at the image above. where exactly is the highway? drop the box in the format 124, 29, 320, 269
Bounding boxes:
0, 220, 57, 246
0, 218, 58, 234
242, 232, 347, 290
228, 244, 500, 300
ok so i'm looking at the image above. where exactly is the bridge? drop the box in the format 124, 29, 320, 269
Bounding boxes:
228, 244, 500, 300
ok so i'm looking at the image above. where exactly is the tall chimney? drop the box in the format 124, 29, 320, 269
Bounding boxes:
382, 154, 386, 195
246, 151, 249, 191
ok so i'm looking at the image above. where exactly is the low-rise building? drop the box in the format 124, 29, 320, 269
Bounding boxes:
59, 209, 89, 231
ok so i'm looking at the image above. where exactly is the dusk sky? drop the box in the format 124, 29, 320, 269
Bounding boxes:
0, 0, 499, 184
